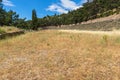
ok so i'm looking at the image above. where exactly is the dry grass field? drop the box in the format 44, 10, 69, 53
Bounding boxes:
0, 30, 120, 80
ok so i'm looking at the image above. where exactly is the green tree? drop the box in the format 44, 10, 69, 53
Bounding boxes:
12, 11, 19, 26
0, 0, 5, 26
5, 10, 19, 26
32, 9, 38, 30
16, 18, 27, 29
0, 0, 2, 7
5, 10, 13, 25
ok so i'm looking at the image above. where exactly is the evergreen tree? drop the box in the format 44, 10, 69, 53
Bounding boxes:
32, 9, 38, 30
0, 0, 2, 7
0, 0, 6, 26
5, 10, 13, 25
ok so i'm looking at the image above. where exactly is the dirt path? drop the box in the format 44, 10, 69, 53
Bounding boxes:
59, 30, 120, 36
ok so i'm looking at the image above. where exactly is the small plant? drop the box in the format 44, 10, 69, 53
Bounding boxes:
101, 35, 109, 45
0, 28, 6, 34
115, 37, 120, 44
8, 28, 12, 31
47, 43, 50, 46
70, 35, 73, 39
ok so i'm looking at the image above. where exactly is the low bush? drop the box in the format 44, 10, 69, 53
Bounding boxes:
0, 28, 6, 34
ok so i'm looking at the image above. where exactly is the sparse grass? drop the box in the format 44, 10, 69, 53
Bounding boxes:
0, 26, 21, 33
0, 28, 6, 34
115, 37, 120, 44
101, 35, 109, 46
0, 30, 120, 80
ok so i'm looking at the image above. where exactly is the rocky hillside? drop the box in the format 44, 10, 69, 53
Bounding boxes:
45, 16, 120, 31
81, 14, 120, 24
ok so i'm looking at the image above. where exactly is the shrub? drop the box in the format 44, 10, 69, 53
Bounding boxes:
0, 28, 6, 34
101, 35, 109, 46
115, 37, 120, 44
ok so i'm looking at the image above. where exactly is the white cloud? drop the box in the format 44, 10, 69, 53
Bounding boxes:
2, 0, 15, 7
47, 4, 68, 13
47, 0, 86, 14
60, 0, 81, 10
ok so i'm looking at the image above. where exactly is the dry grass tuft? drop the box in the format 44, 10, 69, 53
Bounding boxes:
0, 30, 120, 80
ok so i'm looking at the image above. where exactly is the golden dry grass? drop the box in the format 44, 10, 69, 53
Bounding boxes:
0, 30, 120, 80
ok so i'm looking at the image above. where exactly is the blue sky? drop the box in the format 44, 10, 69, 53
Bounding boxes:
2, 0, 87, 20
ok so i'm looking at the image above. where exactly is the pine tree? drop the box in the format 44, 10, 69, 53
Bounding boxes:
0, 0, 5, 26
0, 0, 2, 7
32, 9, 38, 30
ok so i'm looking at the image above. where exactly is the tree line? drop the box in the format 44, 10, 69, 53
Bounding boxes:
0, 0, 120, 30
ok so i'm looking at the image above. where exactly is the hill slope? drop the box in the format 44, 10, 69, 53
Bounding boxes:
45, 17, 120, 31
81, 14, 120, 24
37, 0, 120, 28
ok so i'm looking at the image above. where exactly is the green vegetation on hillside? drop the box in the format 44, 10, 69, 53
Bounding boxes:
34, 0, 120, 29
37, 0, 120, 28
